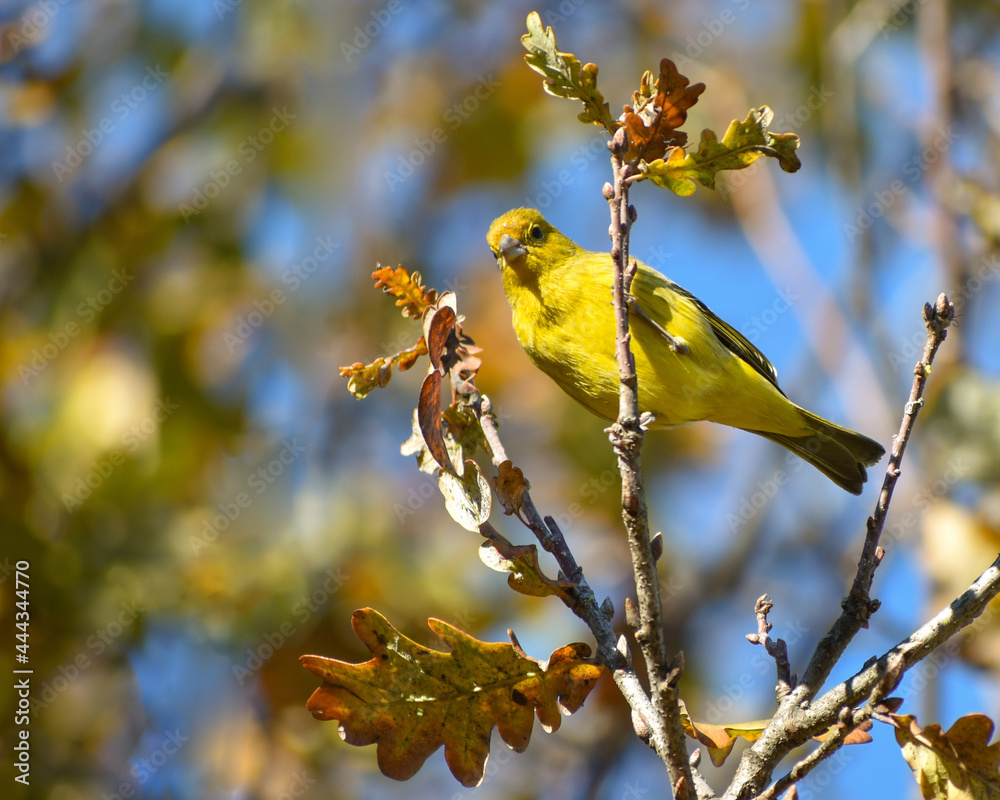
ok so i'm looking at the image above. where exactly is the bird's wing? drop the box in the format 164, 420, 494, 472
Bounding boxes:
630, 265, 784, 394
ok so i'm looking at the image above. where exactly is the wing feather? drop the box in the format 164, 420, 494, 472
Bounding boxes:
630, 266, 784, 395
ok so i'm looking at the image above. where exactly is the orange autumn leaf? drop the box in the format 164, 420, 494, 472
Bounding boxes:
372, 264, 438, 319
301, 609, 603, 787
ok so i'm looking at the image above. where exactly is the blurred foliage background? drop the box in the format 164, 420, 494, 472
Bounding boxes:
1, 1, 999, 798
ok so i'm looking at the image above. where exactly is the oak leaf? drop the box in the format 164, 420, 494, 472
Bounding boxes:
438, 459, 491, 531
621, 58, 705, 163
479, 525, 575, 602
301, 609, 603, 787
641, 106, 801, 196
340, 336, 429, 399
888, 712, 1000, 799
521, 11, 617, 131
372, 264, 438, 319
491, 460, 528, 519
680, 707, 874, 767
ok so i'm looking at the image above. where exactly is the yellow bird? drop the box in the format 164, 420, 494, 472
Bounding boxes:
486, 208, 885, 494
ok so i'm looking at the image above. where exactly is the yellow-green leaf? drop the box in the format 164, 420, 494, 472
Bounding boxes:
641, 106, 801, 196
521, 11, 617, 131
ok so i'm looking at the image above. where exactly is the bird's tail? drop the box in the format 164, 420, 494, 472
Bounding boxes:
745, 409, 886, 495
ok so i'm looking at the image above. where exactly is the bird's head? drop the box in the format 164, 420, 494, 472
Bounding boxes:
486, 208, 576, 283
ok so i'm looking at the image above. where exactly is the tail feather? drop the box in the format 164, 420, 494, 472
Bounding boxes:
744, 409, 885, 495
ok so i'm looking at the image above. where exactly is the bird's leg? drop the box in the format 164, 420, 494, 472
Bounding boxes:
625, 294, 690, 355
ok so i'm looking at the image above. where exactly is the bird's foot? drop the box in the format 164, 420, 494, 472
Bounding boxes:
625, 295, 690, 355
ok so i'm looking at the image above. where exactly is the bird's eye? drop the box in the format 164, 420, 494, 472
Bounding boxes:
529, 225, 544, 241
490, 249, 498, 262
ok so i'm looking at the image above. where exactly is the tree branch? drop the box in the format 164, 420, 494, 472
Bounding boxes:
724, 294, 960, 800
468, 389, 673, 763
606, 127, 695, 798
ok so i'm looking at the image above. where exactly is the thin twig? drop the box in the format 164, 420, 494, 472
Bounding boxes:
606, 128, 695, 797
745, 595, 794, 701
468, 389, 670, 757
798, 293, 956, 701
724, 294, 957, 800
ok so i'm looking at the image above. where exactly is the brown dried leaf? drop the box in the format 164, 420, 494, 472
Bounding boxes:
418, 371, 454, 474
424, 304, 457, 374
621, 58, 705, 163
479, 527, 575, 602
301, 609, 603, 787
887, 712, 1000, 799
492, 460, 528, 518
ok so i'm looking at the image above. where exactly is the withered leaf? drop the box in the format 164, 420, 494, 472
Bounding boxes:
680, 713, 771, 767
340, 337, 429, 399
621, 58, 705, 163
442, 403, 489, 462
492, 460, 528, 518
888, 712, 1000, 799
301, 609, 603, 787
479, 527, 575, 603
680, 707, 873, 767
417, 371, 454, 475
641, 106, 801, 196
423, 303, 457, 374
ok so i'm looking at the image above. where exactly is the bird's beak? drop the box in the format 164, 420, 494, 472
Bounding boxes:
498, 234, 527, 261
